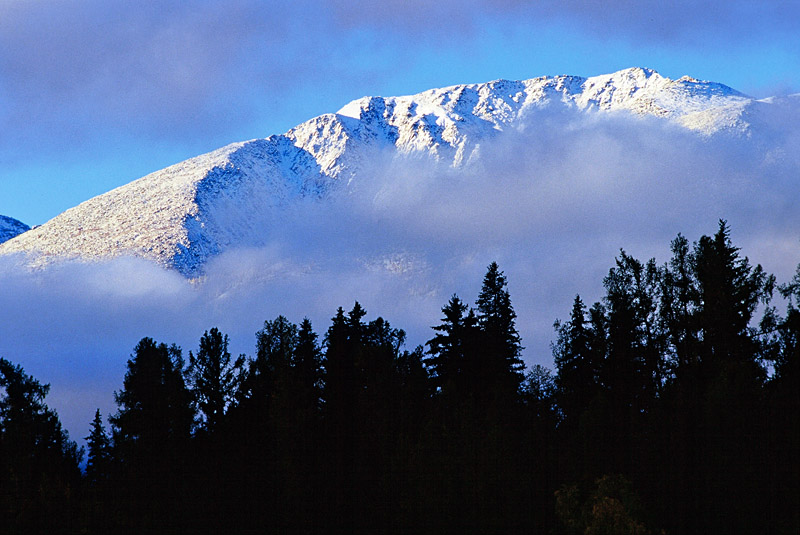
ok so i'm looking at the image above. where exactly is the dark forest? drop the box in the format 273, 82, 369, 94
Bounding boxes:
1, 221, 798, 534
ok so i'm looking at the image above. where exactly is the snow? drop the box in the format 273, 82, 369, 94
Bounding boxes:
0, 67, 764, 276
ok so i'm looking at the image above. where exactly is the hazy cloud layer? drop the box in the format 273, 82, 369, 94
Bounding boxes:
2, 102, 800, 444
330, 0, 800, 46
2, 0, 797, 160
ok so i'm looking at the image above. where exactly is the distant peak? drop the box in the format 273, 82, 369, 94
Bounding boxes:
0, 215, 30, 244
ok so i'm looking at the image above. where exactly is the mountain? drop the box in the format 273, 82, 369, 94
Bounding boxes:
0, 215, 30, 244
0, 67, 759, 276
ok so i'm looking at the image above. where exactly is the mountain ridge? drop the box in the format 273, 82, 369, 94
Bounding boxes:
0, 215, 29, 245
0, 67, 761, 276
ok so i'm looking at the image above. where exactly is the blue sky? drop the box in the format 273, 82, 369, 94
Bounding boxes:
1, 0, 799, 226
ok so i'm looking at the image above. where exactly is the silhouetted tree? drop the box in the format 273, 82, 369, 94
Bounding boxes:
109, 338, 194, 531
760, 265, 800, 533
418, 264, 531, 534
324, 305, 361, 422
244, 315, 298, 404
475, 261, 525, 393
521, 364, 558, 424
426, 295, 480, 395
651, 222, 773, 534
553, 295, 600, 420
323, 303, 402, 531
774, 266, 800, 387
601, 251, 664, 411
294, 317, 324, 410
110, 338, 194, 457
269, 317, 324, 533
82, 409, 113, 533
692, 220, 773, 367
187, 327, 244, 433
0, 358, 82, 533
593, 252, 665, 474
660, 233, 700, 370
84, 409, 111, 483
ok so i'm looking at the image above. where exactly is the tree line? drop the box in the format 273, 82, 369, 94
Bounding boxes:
0, 221, 798, 534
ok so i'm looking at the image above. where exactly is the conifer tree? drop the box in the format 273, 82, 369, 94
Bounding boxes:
475, 262, 525, 390
294, 318, 323, 410
110, 338, 194, 462
324, 305, 362, 415
692, 220, 772, 366
242, 315, 299, 405
0, 358, 82, 532
776, 268, 800, 385
85, 408, 111, 483
767, 265, 800, 534
521, 364, 558, 423
187, 327, 244, 432
601, 251, 664, 412
396, 345, 431, 406
661, 233, 700, 370
553, 295, 599, 418
255, 316, 298, 376
320, 303, 368, 531
426, 294, 479, 394
108, 338, 195, 531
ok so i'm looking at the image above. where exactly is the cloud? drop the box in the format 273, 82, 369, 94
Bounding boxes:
3, 0, 796, 161
522, 1, 798, 44
2, 13, 800, 445
0, 2, 289, 146
325, 0, 800, 51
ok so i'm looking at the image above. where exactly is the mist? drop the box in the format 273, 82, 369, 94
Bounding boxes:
2, 103, 799, 445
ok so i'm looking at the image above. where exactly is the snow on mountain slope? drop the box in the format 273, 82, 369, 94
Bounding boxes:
0, 139, 327, 276
0, 215, 29, 244
0, 67, 758, 275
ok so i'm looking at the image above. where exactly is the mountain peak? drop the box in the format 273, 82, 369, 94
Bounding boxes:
0, 68, 759, 275
0, 215, 30, 245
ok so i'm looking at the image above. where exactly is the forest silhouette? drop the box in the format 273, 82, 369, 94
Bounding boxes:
1, 221, 798, 534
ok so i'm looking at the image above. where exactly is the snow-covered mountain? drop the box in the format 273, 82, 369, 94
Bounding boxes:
0, 215, 29, 244
0, 68, 762, 276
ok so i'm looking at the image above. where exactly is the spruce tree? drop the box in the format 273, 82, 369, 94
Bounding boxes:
768, 265, 800, 533
426, 294, 479, 394
661, 233, 700, 369
553, 295, 599, 419
321, 304, 366, 531
108, 338, 195, 531
0, 358, 82, 532
294, 318, 323, 410
242, 315, 299, 405
601, 251, 664, 413
692, 220, 772, 366
475, 262, 525, 391
324, 305, 361, 416
85, 408, 111, 483
110, 338, 194, 464
187, 327, 244, 433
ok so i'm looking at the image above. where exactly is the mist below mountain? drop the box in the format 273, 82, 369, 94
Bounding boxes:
1, 67, 800, 445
